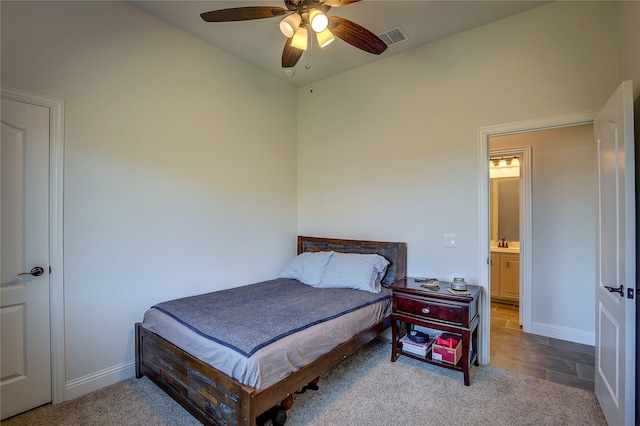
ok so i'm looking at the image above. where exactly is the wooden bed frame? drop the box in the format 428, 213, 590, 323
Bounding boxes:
135, 236, 407, 426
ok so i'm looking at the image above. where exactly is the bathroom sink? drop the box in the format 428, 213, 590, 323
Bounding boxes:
490, 246, 520, 254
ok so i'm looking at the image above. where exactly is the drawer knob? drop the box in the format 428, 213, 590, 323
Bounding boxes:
422, 307, 430, 314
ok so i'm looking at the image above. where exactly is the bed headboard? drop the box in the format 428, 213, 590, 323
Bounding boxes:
297, 236, 407, 286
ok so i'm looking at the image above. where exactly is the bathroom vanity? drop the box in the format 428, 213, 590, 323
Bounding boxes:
490, 246, 520, 303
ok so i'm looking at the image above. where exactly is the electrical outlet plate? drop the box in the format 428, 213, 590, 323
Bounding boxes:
444, 234, 458, 248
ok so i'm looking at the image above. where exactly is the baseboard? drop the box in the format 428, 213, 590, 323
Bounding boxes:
65, 360, 136, 401
530, 321, 595, 346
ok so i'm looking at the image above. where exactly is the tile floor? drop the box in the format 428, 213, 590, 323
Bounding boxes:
490, 302, 596, 391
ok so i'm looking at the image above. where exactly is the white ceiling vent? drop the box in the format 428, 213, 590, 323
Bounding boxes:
378, 26, 409, 46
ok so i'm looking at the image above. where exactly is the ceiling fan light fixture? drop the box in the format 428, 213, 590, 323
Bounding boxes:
279, 13, 301, 38
316, 28, 334, 48
309, 9, 328, 32
291, 26, 308, 50
200, 2, 388, 69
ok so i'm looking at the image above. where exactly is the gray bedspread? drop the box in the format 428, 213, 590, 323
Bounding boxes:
152, 278, 390, 357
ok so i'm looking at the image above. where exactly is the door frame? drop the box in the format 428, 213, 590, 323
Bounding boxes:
477, 111, 596, 363
1, 86, 65, 404
489, 147, 530, 328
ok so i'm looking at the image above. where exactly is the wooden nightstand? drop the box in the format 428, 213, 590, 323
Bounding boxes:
390, 278, 481, 385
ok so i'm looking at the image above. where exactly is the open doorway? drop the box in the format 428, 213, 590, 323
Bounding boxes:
488, 147, 529, 328
481, 119, 599, 390
477, 112, 597, 366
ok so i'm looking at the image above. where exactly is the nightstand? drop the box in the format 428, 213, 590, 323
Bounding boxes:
390, 277, 481, 385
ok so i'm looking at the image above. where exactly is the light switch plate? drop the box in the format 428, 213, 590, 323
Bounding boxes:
444, 233, 458, 248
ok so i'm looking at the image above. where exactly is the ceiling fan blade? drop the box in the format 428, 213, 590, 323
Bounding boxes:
201, 6, 288, 22
324, 0, 362, 6
328, 16, 387, 55
282, 38, 304, 68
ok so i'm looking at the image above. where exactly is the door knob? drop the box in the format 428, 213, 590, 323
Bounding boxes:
604, 284, 624, 297
17, 266, 44, 277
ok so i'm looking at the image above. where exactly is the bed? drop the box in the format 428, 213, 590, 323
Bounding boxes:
135, 236, 407, 426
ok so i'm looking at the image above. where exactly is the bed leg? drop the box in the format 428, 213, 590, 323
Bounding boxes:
135, 323, 143, 379
281, 395, 293, 410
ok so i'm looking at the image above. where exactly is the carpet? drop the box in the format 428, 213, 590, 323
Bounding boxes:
4, 338, 606, 425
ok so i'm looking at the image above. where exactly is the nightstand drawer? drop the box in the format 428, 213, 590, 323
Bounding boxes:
395, 296, 468, 326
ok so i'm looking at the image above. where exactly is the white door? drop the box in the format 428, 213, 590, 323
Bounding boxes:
594, 80, 636, 426
0, 98, 52, 419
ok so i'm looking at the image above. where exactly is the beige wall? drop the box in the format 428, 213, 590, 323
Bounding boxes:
298, 1, 617, 278
297, 1, 619, 340
492, 125, 595, 334
618, 0, 640, 98
1, 1, 298, 397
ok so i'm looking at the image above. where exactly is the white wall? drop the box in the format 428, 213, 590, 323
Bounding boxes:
1, 1, 298, 398
492, 125, 596, 338
297, 2, 619, 341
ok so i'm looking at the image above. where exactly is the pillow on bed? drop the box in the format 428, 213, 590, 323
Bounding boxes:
278, 251, 334, 286
317, 252, 390, 293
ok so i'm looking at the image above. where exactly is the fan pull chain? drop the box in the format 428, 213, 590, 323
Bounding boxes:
307, 64, 313, 93
307, 39, 314, 94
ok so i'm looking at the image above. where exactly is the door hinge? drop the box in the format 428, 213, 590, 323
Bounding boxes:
49, 266, 52, 274
628, 288, 634, 299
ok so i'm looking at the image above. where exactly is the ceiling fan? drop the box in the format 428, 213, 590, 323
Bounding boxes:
200, 0, 387, 68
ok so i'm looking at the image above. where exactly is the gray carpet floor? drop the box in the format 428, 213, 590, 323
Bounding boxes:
4, 338, 606, 425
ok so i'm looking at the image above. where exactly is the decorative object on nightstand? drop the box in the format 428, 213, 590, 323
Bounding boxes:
414, 277, 440, 290
451, 277, 467, 291
390, 277, 481, 386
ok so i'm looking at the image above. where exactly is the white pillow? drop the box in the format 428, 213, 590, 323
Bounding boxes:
279, 251, 334, 286
318, 252, 390, 293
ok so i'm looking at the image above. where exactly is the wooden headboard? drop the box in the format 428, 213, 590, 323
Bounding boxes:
297, 236, 407, 286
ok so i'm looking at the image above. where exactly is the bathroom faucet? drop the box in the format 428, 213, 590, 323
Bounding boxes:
499, 237, 508, 248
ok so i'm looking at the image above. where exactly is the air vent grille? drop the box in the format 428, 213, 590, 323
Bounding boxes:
378, 26, 409, 46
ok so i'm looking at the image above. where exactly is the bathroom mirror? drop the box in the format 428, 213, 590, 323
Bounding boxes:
490, 177, 519, 242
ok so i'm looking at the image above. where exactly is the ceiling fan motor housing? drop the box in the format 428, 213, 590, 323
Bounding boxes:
285, 0, 331, 15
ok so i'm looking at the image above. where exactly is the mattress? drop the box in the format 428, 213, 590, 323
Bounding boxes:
141, 281, 391, 391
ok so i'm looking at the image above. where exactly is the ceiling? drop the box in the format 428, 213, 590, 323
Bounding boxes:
129, 1, 548, 87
